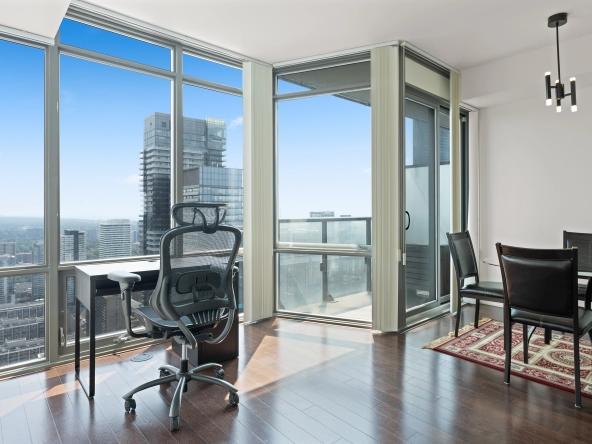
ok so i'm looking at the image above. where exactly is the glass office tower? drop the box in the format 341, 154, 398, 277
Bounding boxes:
139, 113, 243, 255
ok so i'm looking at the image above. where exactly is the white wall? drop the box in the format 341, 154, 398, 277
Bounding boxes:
477, 87, 592, 282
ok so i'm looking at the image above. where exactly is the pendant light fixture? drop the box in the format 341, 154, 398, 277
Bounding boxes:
545, 13, 577, 112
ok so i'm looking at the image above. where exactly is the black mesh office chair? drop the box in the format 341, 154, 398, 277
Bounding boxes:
496, 243, 592, 408
447, 231, 504, 336
563, 231, 592, 309
107, 203, 241, 431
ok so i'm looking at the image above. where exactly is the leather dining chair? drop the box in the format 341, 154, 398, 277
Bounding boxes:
447, 231, 504, 337
496, 243, 592, 408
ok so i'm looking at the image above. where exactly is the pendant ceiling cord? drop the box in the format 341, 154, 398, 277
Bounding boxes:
556, 24, 561, 83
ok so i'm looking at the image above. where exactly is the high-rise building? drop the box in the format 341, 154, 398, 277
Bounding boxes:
99, 219, 131, 259
0, 243, 16, 256
60, 229, 87, 262
139, 112, 243, 255
0, 254, 15, 304
182, 166, 243, 226
32, 241, 44, 301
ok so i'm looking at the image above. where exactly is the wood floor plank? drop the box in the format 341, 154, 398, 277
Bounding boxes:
3, 305, 592, 443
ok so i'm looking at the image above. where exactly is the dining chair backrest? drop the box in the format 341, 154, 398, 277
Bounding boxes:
496, 243, 578, 318
447, 231, 479, 283
563, 231, 592, 273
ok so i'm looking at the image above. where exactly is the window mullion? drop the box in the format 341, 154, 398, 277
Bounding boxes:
46, 28, 61, 365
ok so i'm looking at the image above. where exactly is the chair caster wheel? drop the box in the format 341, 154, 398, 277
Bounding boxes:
214, 368, 225, 380
160, 369, 171, 378
124, 398, 136, 412
170, 416, 180, 432
229, 392, 239, 406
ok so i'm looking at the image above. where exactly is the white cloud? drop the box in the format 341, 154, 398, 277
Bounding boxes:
229, 116, 243, 129
122, 175, 140, 185
363, 167, 371, 174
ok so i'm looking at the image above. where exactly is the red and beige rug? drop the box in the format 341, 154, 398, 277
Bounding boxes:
424, 317, 592, 397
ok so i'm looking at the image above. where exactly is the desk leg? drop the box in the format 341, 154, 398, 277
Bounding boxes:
89, 295, 95, 397
75, 295, 95, 398
74, 297, 80, 380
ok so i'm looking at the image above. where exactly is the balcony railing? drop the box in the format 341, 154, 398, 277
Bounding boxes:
277, 217, 372, 320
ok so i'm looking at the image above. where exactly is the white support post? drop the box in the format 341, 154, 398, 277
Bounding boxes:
371, 46, 401, 332
243, 62, 274, 323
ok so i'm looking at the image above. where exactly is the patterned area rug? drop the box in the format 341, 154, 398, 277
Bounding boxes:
424, 317, 592, 397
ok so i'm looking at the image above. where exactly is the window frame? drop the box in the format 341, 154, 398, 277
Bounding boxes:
272, 54, 373, 326
0, 5, 245, 377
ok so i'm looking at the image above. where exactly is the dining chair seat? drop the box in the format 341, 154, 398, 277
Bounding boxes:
511, 307, 592, 336
461, 282, 504, 301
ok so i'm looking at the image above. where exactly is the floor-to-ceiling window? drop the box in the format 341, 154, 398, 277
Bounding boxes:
274, 57, 372, 323
0, 39, 46, 369
0, 8, 246, 374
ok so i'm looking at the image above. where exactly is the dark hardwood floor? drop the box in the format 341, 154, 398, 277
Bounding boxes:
2, 305, 592, 443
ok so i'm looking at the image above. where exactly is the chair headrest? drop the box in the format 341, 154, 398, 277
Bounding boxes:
171, 203, 228, 233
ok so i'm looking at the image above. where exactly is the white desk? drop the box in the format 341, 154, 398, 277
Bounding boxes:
74, 260, 160, 398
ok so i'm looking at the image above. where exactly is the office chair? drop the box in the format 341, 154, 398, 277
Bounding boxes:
107, 203, 241, 431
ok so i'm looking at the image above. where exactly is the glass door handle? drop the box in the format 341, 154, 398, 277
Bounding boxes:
405, 211, 411, 230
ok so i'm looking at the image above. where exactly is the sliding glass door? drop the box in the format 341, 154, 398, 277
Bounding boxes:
404, 94, 451, 316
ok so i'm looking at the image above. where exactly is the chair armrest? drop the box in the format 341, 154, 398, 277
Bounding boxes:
108, 271, 141, 284
107, 271, 147, 339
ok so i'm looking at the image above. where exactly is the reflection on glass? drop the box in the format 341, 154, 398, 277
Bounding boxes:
405, 99, 437, 310
278, 254, 371, 321
183, 85, 243, 228
60, 19, 171, 70
0, 273, 46, 369
439, 112, 451, 298
183, 54, 242, 88
60, 55, 171, 260
0, 40, 45, 268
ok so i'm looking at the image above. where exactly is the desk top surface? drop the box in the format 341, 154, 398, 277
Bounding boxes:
75, 260, 160, 279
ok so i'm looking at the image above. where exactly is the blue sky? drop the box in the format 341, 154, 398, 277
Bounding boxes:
1, 18, 372, 224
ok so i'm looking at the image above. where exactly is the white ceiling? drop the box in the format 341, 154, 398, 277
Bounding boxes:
0, 0, 69, 40
1, 0, 592, 70
82, 0, 592, 70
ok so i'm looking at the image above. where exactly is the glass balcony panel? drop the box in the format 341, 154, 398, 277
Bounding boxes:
278, 253, 371, 321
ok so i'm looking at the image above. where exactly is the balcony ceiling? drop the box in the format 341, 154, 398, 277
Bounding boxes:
82, 0, 592, 69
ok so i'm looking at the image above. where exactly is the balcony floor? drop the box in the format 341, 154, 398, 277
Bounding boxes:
282, 290, 372, 321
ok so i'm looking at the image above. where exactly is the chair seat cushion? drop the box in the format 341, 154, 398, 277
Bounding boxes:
511, 307, 592, 335
460, 281, 504, 300
133, 306, 208, 331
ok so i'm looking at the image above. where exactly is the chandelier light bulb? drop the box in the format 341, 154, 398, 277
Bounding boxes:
571, 105, 577, 112
556, 105, 562, 113
546, 99, 552, 106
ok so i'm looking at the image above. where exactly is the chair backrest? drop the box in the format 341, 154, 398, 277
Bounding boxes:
150, 203, 241, 325
563, 231, 592, 273
447, 231, 479, 283
496, 243, 578, 318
